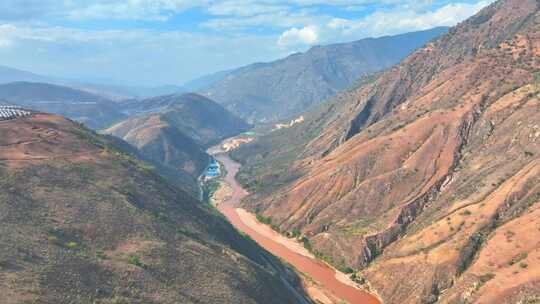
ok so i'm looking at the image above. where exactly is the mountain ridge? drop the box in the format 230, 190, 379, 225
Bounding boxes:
194, 27, 448, 123
0, 65, 185, 100
231, 0, 540, 302
0, 81, 126, 130
106, 93, 250, 190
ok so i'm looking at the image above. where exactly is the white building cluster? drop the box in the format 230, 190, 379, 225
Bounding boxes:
0, 106, 32, 120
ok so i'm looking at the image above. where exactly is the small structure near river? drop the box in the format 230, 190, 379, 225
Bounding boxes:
204, 158, 221, 179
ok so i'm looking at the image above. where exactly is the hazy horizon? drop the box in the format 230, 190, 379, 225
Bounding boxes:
0, 0, 494, 86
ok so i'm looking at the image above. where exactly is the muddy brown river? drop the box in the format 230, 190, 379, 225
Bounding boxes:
212, 153, 380, 304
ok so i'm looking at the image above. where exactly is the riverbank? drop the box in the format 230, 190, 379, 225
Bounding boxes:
207, 149, 381, 304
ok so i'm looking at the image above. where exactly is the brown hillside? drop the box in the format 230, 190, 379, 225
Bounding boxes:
117, 93, 250, 147
0, 114, 309, 304
106, 93, 251, 191
105, 114, 208, 179
232, 0, 540, 303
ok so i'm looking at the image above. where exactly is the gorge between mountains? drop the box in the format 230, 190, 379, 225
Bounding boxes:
1, 0, 539, 303
207, 143, 381, 304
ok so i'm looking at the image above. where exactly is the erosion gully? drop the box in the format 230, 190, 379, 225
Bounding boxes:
208, 147, 380, 304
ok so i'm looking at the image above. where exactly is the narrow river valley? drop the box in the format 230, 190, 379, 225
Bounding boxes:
208, 149, 381, 304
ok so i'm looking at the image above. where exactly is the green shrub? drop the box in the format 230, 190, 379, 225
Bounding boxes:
96, 251, 108, 260
350, 273, 366, 284
202, 180, 220, 204
47, 235, 59, 244
300, 237, 312, 251
509, 252, 528, 266
65, 242, 78, 250
460, 210, 472, 216
256, 214, 272, 225
479, 272, 495, 283
128, 255, 143, 267
291, 228, 301, 238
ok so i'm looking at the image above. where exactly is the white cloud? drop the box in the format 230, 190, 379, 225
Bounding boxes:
0, 0, 496, 84
0, 23, 280, 84
0, 39, 13, 48
0, 0, 62, 21
0, 24, 17, 48
278, 26, 319, 48
207, 1, 289, 17
67, 0, 206, 21
203, 9, 320, 30
322, 0, 495, 39
0, 0, 210, 22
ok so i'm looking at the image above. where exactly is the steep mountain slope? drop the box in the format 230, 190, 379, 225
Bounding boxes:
0, 113, 309, 304
106, 94, 249, 184
72, 84, 185, 100
98, 132, 201, 195
232, 0, 540, 303
182, 70, 231, 92
117, 93, 250, 147
0, 82, 125, 129
198, 27, 447, 123
106, 114, 209, 183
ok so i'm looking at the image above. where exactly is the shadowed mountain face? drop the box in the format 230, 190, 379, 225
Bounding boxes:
0, 82, 125, 130
195, 27, 447, 123
0, 114, 308, 304
106, 114, 209, 188
106, 93, 250, 187
231, 0, 540, 303
118, 93, 250, 147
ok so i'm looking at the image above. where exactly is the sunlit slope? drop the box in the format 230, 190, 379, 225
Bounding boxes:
232, 0, 540, 302
0, 113, 308, 304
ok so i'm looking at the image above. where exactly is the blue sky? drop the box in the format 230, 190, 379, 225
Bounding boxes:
0, 0, 494, 86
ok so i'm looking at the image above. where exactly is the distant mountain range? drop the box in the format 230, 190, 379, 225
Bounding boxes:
189, 27, 448, 123
182, 69, 233, 92
0, 65, 185, 100
0, 27, 447, 125
0, 79, 250, 193
0, 65, 50, 84
0, 82, 126, 129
